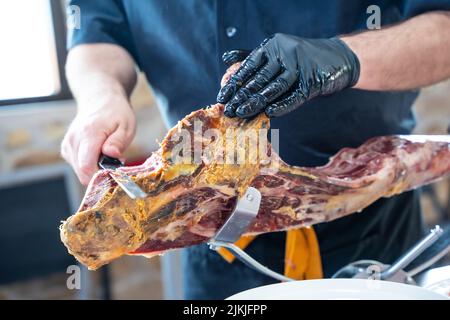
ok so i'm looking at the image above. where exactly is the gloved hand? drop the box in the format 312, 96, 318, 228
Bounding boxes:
217, 33, 360, 118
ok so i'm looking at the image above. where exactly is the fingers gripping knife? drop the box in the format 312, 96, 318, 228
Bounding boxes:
208, 187, 295, 282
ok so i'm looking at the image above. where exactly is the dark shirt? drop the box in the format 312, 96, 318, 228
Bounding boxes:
68, 0, 450, 299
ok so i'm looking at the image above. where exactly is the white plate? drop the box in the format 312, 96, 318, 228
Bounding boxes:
227, 279, 449, 300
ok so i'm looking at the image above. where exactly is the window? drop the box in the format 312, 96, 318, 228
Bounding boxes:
0, 0, 70, 106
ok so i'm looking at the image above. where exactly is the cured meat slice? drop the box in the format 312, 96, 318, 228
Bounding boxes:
59, 103, 450, 270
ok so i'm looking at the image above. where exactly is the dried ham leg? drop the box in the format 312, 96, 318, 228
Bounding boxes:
60, 104, 450, 270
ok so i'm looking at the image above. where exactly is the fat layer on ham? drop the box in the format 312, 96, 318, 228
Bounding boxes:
60, 104, 450, 270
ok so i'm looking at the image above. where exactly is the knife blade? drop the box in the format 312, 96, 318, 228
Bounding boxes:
98, 154, 147, 199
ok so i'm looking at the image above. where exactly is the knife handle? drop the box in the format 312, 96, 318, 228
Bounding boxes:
98, 154, 124, 170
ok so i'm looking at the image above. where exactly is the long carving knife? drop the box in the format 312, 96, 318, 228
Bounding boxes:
98, 154, 147, 199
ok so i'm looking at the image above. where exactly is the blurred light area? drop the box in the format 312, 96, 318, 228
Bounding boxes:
0, 0, 60, 101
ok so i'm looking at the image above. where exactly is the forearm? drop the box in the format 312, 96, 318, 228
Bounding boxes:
65, 43, 137, 110
341, 11, 450, 91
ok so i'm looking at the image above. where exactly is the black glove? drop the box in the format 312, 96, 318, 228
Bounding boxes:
217, 33, 360, 118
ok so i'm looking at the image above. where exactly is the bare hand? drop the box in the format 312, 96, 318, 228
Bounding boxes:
61, 95, 136, 185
